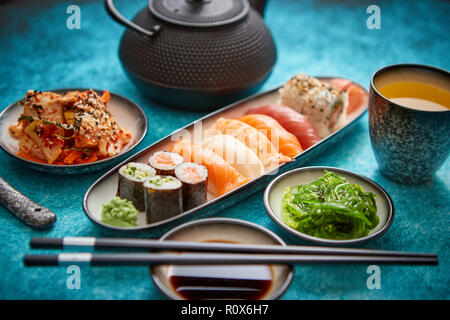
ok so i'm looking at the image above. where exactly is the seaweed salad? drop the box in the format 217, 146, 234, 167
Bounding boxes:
282, 170, 379, 239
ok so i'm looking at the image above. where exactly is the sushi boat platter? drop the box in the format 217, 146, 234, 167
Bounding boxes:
83, 75, 369, 234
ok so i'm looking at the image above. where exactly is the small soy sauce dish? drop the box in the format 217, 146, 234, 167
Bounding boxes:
150, 217, 294, 300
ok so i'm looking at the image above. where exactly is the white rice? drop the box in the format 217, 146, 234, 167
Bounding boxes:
143, 175, 182, 190
118, 162, 156, 182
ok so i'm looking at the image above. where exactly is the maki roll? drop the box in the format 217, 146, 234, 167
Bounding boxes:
148, 151, 184, 176
278, 73, 349, 138
118, 162, 156, 211
175, 162, 208, 210
143, 175, 183, 223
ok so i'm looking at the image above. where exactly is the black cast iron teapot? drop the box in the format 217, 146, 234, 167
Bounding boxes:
105, 0, 276, 109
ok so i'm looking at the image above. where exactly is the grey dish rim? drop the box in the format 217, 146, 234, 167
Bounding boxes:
371, 63, 450, 113
0, 88, 148, 170
82, 76, 369, 232
149, 217, 294, 300
263, 166, 395, 245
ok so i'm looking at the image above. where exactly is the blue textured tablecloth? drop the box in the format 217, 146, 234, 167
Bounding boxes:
0, 0, 448, 300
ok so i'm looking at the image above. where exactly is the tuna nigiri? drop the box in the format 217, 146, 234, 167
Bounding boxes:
170, 139, 250, 197
239, 114, 303, 158
204, 118, 292, 170
244, 105, 321, 149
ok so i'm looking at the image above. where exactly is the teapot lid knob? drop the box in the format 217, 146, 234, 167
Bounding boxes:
149, 0, 250, 28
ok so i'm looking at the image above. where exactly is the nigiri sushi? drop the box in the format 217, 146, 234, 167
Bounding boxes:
278, 73, 348, 138
330, 78, 367, 114
239, 114, 303, 158
204, 118, 292, 170
203, 134, 265, 179
244, 105, 321, 149
170, 140, 250, 197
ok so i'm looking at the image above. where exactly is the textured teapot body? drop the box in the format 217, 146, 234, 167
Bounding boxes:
107, 0, 276, 109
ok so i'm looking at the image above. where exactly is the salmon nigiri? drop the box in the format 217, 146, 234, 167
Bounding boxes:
330, 79, 368, 114
240, 114, 303, 158
244, 105, 321, 149
204, 118, 292, 170
171, 139, 250, 197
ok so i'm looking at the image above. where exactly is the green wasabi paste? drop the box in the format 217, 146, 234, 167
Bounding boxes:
282, 170, 379, 240
101, 197, 138, 227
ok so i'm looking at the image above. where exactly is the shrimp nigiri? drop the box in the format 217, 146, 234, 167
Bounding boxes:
239, 114, 303, 158
204, 118, 292, 170
170, 139, 250, 197
244, 105, 321, 149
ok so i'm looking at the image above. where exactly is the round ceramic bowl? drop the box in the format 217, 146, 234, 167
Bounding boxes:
264, 167, 395, 245
0, 88, 147, 174
150, 217, 294, 300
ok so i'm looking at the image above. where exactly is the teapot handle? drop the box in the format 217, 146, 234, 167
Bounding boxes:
104, 0, 161, 37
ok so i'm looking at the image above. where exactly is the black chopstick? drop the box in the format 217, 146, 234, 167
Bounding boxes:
30, 236, 437, 259
23, 252, 438, 267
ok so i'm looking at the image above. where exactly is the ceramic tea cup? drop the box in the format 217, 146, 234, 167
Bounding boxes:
369, 64, 450, 184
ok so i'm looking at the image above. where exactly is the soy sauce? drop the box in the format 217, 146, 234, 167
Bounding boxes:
169, 240, 273, 300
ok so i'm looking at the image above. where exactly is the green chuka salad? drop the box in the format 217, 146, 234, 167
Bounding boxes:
282, 170, 379, 240
101, 197, 138, 227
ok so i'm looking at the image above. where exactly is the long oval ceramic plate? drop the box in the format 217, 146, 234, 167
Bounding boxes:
83, 77, 368, 235
0, 89, 147, 174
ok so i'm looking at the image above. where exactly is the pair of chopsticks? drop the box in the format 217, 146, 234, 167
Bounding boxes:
24, 237, 438, 266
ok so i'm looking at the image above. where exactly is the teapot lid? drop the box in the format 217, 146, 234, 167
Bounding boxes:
148, 0, 250, 27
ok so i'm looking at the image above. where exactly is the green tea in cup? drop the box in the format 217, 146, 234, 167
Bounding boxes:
378, 80, 449, 111
369, 64, 450, 184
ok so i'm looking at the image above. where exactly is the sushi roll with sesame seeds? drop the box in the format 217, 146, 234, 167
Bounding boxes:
118, 162, 156, 211
175, 162, 208, 210
278, 73, 349, 138
148, 151, 184, 176
143, 175, 183, 223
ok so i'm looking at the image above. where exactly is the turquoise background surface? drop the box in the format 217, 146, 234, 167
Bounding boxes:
0, 0, 448, 299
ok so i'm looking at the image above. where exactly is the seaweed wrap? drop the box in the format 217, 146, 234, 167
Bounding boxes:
278, 73, 349, 138
174, 162, 208, 210
143, 175, 183, 223
118, 162, 156, 211
148, 151, 184, 176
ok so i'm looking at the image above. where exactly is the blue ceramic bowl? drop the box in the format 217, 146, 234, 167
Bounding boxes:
369, 64, 450, 184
